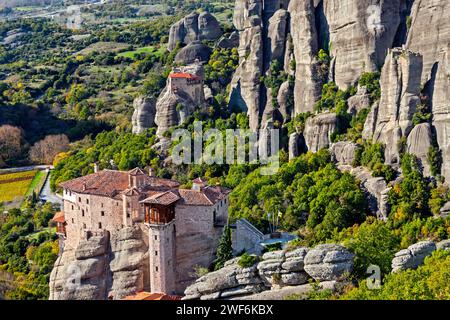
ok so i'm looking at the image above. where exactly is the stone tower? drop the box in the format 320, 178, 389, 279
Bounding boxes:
142, 191, 180, 294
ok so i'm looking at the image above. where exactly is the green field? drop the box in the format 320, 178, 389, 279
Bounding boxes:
25, 170, 48, 197
117, 45, 167, 60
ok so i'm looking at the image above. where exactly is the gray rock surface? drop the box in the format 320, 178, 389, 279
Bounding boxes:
174, 41, 212, 65
347, 86, 370, 115
392, 241, 437, 273
131, 96, 156, 134
406, 123, 432, 177
304, 244, 354, 281
331, 141, 359, 166
304, 113, 338, 153
323, 0, 403, 90
372, 48, 423, 165
168, 12, 222, 51
49, 226, 149, 300
436, 240, 450, 251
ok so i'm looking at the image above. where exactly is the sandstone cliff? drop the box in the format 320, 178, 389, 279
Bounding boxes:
131, 96, 156, 134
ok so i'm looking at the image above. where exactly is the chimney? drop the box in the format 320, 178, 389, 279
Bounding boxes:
148, 167, 155, 177
94, 163, 99, 173
82, 182, 87, 191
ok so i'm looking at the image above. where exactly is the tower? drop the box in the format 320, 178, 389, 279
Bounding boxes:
141, 191, 179, 294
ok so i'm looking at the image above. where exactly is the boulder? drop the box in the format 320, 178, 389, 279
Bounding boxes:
277, 80, 293, 121
436, 239, 450, 251
131, 96, 156, 134
168, 12, 222, 51
362, 101, 379, 140
392, 241, 437, 272
331, 141, 359, 165
174, 41, 212, 64
347, 86, 370, 115
75, 234, 108, 260
304, 113, 338, 153
217, 31, 240, 49
406, 123, 433, 177
304, 244, 354, 281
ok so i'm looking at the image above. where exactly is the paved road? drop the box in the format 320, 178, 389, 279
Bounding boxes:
0, 165, 53, 174
39, 171, 63, 207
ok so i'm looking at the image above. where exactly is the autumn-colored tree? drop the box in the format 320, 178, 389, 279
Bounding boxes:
0, 125, 22, 166
29, 134, 69, 165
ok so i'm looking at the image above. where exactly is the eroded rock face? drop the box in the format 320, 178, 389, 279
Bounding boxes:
392, 241, 436, 273
49, 226, 149, 300
372, 48, 423, 165
174, 41, 212, 65
131, 96, 156, 134
432, 45, 450, 182
323, 0, 403, 90
406, 123, 432, 177
347, 86, 370, 115
304, 244, 354, 281
331, 141, 359, 166
183, 244, 351, 300
267, 9, 289, 63
288, 0, 323, 114
168, 12, 222, 51
304, 113, 338, 153
406, 0, 450, 84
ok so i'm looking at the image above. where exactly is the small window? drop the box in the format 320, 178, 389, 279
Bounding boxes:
155, 251, 158, 256
82, 209, 85, 217
98, 222, 102, 229
155, 266, 158, 272
154, 235, 157, 240
101, 203, 104, 208
71, 205, 74, 210
86, 199, 89, 204
72, 218, 74, 223
78, 197, 81, 202
127, 213, 130, 218
101, 211, 105, 216
83, 223, 86, 229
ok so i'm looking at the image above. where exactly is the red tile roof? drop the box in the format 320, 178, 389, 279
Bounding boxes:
177, 186, 230, 206
59, 168, 179, 197
169, 72, 200, 80
141, 191, 180, 206
122, 292, 181, 300
52, 211, 65, 223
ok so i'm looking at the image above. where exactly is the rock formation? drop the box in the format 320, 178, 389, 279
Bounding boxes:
323, 0, 403, 90
131, 96, 156, 134
331, 141, 359, 166
347, 86, 370, 115
304, 112, 338, 152
183, 244, 353, 300
431, 45, 450, 182
372, 48, 423, 165
406, 0, 450, 84
174, 41, 212, 65
288, 0, 323, 114
168, 12, 222, 51
406, 122, 432, 177
392, 241, 437, 273
303, 244, 354, 281
49, 226, 149, 300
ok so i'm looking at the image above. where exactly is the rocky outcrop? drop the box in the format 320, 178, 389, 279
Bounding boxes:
372, 48, 423, 165
303, 244, 354, 281
406, 0, 450, 84
432, 45, 450, 183
406, 123, 432, 177
267, 9, 289, 64
323, 0, 403, 90
436, 239, 450, 251
338, 165, 390, 219
289, 132, 301, 160
183, 244, 353, 300
229, 15, 264, 131
168, 12, 222, 51
174, 41, 212, 64
217, 31, 240, 49
277, 80, 293, 121
392, 241, 437, 273
131, 96, 156, 134
304, 112, 338, 152
49, 226, 149, 300
347, 86, 371, 115
331, 141, 359, 166
288, 0, 323, 114
362, 101, 379, 140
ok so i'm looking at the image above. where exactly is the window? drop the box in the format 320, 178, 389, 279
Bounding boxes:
127, 213, 130, 218
86, 199, 89, 204
83, 223, 86, 229
82, 209, 85, 217
155, 251, 158, 256
78, 197, 81, 202
72, 218, 74, 223
98, 222, 102, 229
71, 205, 74, 210
101, 203, 104, 208
154, 235, 157, 240
101, 211, 105, 216
155, 266, 158, 272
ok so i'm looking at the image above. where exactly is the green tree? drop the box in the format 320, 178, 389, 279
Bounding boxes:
214, 225, 233, 270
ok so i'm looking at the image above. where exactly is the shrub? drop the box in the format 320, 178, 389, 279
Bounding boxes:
238, 253, 259, 268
